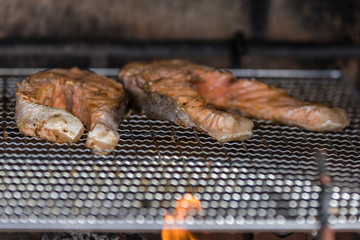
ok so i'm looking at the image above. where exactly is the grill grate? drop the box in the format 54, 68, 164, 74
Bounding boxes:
0, 69, 359, 231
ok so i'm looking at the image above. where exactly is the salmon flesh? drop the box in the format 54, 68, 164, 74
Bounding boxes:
193, 68, 349, 131
16, 68, 128, 152
119, 60, 254, 142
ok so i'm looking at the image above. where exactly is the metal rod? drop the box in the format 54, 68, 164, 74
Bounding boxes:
316, 152, 335, 240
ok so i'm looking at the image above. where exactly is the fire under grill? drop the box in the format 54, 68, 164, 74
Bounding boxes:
0, 68, 359, 232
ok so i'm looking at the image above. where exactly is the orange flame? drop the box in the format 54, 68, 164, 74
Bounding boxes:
161, 193, 201, 240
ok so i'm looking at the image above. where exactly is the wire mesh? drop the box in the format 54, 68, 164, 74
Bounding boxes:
0, 69, 359, 231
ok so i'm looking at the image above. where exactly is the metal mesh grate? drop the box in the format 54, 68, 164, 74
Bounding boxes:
0, 69, 359, 231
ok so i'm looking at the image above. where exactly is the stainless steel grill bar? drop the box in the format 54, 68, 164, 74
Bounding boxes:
0, 68, 359, 231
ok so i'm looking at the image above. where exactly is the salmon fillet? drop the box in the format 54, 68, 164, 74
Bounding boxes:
120, 59, 348, 132
16, 68, 128, 153
119, 60, 254, 142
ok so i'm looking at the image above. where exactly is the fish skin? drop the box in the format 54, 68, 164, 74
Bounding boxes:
15, 94, 84, 143
85, 110, 122, 152
15, 68, 128, 152
119, 60, 254, 142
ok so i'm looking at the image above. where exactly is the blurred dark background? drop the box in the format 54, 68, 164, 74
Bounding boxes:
1, 1, 360, 239
0, 0, 359, 84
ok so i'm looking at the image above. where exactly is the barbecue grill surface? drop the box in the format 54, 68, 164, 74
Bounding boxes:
0, 69, 359, 231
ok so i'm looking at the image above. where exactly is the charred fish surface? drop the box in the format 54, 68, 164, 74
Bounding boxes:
119, 60, 254, 142
16, 68, 128, 152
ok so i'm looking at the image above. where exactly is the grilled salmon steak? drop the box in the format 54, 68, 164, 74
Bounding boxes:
119, 60, 254, 142
120, 59, 348, 132
16, 68, 128, 152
